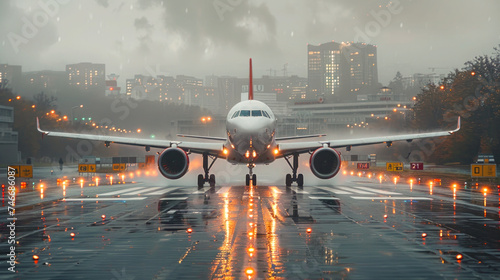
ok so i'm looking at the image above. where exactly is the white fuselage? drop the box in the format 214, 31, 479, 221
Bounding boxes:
225, 100, 277, 164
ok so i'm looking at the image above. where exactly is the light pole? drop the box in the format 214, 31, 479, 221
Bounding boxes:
71, 105, 83, 124
201, 116, 211, 136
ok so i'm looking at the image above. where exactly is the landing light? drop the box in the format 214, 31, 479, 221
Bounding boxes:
273, 148, 279, 155
223, 149, 228, 155
70, 232, 75, 237
33, 255, 39, 260
306, 228, 312, 233
187, 228, 193, 233
245, 151, 250, 158
101, 215, 106, 220
252, 151, 257, 158
456, 254, 463, 260
421, 233, 427, 238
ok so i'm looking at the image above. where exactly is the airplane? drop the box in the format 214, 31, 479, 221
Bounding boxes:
37, 59, 461, 188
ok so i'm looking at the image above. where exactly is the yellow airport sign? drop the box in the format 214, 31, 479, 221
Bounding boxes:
112, 164, 120, 171
78, 164, 89, 172
471, 164, 497, 178
20, 165, 33, 178
10, 165, 20, 177
88, 164, 96, 172
386, 162, 403, 171
10, 165, 32, 178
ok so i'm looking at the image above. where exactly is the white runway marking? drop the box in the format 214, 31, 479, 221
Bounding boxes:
354, 186, 401, 195
309, 196, 340, 200
64, 197, 147, 201
336, 186, 372, 194
147, 187, 180, 195
314, 186, 350, 195
123, 186, 163, 195
290, 187, 309, 194
216, 186, 231, 194
98, 187, 145, 196
350, 196, 432, 200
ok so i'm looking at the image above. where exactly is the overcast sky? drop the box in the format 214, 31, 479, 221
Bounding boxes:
1, 0, 499, 87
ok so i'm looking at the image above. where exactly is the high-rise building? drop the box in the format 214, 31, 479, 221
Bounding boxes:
0, 64, 22, 92
0, 105, 20, 164
307, 41, 378, 102
23, 70, 66, 96
66, 62, 105, 92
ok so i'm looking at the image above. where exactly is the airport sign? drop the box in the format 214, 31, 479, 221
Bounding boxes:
357, 163, 370, 169
410, 162, 424, 170
471, 164, 497, 178
386, 162, 403, 171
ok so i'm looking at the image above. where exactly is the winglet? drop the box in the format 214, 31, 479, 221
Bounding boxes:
36, 117, 48, 137
450, 116, 461, 134
248, 58, 253, 100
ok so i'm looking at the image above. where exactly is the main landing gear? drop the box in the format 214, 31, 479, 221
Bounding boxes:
284, 153, 303, 187
245, 163, 257, 186
197, 152, 217, 189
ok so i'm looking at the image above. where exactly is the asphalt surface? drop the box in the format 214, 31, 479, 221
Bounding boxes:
1, 167, 499, 279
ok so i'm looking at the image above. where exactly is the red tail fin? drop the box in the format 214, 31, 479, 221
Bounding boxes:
248, 58, 253, 100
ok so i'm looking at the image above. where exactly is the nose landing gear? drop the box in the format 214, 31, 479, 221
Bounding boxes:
245, 163, 256, 186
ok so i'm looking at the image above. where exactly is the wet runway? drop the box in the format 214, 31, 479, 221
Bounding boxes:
1, 170, 500, 279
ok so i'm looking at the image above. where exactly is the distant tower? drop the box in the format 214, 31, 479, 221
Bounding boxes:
107, 74, 120, 81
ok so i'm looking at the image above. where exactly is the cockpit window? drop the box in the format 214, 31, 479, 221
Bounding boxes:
262, 111, 271, 118
231, 111, 240, 119
239, 110, 250, 117
251, 110, 262, 117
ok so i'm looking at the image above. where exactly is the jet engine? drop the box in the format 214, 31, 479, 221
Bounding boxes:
157, 147, 189, 179
309, 147, 341, 179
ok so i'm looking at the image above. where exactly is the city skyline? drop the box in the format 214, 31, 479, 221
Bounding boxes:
1, 0, 499, 89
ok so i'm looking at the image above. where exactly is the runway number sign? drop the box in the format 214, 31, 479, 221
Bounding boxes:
357, 163, 370, 169
386, 162, 403, 172
471, 164, 497, 178
410, 162, 424, 170
79, 164, 96, 173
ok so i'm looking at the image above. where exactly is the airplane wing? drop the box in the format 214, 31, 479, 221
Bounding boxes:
277, 117, 461, 156
36, 118, 225, 156
275, 134, 326, 141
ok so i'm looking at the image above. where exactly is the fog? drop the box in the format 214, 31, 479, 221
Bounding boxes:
1, 0, 499, 86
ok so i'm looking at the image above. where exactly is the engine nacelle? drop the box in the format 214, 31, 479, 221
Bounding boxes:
157, 147, 189, 179
309, 147, 341, 179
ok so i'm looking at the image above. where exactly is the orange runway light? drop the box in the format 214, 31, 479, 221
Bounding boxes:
186, 228, 193, 233
421, 233, 427, 238
245, 268, 254, 276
